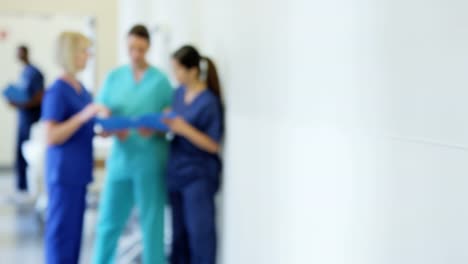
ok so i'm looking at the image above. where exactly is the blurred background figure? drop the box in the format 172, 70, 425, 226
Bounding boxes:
6, 45, 44, 205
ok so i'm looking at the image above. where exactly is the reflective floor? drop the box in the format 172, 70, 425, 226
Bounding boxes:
0, 171, 100, 263
0, 169, 175, 264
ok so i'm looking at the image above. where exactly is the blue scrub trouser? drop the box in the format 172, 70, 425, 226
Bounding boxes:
45, 184, 87, 264
15, 119, 32, 191
169, 179, 218, 264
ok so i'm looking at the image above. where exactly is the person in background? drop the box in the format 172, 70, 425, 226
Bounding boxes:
41, 32, 108, 264
164, 45, 224, 264
7, 45, 45, 204
92, 24, 172, 264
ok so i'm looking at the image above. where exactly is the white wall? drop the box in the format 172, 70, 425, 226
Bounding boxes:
118, 0, 468, 263
375, 0, 468, 263
188, 0, 392, 263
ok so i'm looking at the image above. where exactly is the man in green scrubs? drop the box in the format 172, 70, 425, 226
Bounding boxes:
93, 25, 172, 264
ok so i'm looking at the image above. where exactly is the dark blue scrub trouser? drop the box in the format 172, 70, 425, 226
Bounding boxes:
16, 120, 31, 191
15, 111, 40, 191
45, 184, 86, 264
169, 179, 218, 264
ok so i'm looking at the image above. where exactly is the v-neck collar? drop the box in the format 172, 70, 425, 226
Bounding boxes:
183, 86, 208, 107
130, 65, 151, 85
59, 78, 85, 96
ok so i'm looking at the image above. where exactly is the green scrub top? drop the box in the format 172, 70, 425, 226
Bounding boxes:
96, 65, 173, 180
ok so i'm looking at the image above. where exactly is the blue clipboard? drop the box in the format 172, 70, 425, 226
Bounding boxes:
95, 112, 177, 132
136, 112, 177, 132
94, 116, 135, 132
2, 85, 30, 104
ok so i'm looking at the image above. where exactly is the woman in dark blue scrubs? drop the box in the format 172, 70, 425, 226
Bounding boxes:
164, 45, 224, 264
41, 32, 108, 264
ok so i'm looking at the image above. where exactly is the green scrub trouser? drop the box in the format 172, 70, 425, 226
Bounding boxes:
92, 170, 166, 264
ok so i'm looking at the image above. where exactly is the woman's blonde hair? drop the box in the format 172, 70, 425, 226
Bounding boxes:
56, 31, 91, 74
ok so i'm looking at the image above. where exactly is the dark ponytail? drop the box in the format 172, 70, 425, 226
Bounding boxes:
173, 45, 222, 100
203, 57, 222, 100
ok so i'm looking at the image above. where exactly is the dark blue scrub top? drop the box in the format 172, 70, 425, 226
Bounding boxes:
167, 86, 224, 190
18, 64, 44, 122
41, 79, 94, 186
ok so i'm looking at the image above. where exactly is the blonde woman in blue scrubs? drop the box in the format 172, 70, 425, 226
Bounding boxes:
92, 25, 173, 264
43, 31, 109, 264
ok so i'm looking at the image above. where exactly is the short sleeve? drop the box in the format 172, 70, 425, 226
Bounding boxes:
28, 71, 45, 97
172, 87, 184, 110
18, 68, 43, 97
158, 76, 174, 110
41, 87, 67, 122
95, 71, 113, 106
202, 100, 224, 143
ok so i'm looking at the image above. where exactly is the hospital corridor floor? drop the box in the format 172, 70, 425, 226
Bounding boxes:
0, 171, 136, 264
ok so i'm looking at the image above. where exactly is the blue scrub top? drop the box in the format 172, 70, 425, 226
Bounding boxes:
167, 86, 224, 190
41, 79, 94, 186
18, 64, 44, 121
